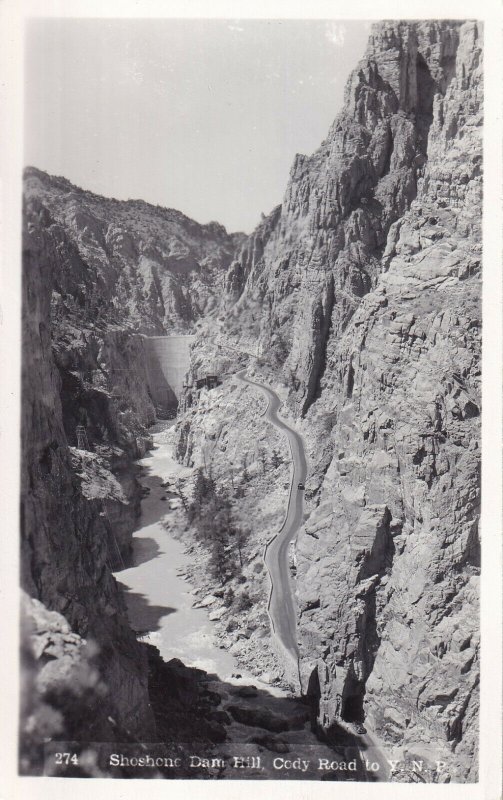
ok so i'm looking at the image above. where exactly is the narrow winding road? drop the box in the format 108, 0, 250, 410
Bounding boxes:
236, 369, 390, 777
236, 370, 306, 680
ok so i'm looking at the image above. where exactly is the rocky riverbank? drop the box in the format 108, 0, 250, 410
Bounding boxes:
119, 424, 390, 782
175, 374, 298, 687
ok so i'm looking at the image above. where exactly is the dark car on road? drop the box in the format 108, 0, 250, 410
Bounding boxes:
298, 482, 305, 490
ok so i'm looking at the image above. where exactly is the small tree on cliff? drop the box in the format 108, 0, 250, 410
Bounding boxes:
188, 468, 216, 524
208, 535, 237, 584
186, 467, 247, 581
271, 448, 284, 469
176, 480, 190, 514
228, 522, 248, 568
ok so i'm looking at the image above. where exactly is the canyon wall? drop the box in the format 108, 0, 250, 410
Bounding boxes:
21, 166, 243, 757
176, 20, 482, 781
24, 167, 241, 334
21, 212, 155, 751
21, 17, 482, 782
295, 22, 481, 780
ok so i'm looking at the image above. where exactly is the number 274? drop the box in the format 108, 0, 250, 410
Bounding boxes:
55, 753, 79, 765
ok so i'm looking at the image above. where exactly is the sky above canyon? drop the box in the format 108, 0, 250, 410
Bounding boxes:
25, 18, 370, 233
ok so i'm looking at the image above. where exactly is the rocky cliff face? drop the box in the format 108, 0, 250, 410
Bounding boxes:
176, 20, 481, 781
22, 161, 242, 560
297, 23, 481, 779
25, 167, 242, 334
21, 211, 156, 748
21, 166, 246, 758
22, 17, 482, 781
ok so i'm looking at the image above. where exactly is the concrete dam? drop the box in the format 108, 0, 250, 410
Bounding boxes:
141, 335, 195, 413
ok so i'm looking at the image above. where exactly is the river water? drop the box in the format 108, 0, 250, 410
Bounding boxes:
115, 422, 245, 680
114, 423, 388, 778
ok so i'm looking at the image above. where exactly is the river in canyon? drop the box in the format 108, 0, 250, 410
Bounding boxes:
113, 421, 387, 779
115, 421, 270, 686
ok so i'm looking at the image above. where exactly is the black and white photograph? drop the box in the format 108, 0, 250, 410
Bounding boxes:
1, 1, 502, 795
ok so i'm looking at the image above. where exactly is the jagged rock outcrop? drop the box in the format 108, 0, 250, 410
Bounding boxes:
207, 22, 459, 416
176, 19, 481, 781
20, 592, 124, 774
25, 167, 243, 334
295, 21, 481, 781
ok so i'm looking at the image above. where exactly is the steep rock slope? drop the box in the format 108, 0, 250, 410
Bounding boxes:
25, 167, 242, 334
21, 214, 155, 746
22, 163, 242, 562
21, 168, 244, 755
296, 22, 481, 781
177, 20, 481, 781
215, 22, 460, 415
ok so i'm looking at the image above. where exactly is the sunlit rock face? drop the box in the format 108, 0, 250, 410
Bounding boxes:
177, 20, 481, 781
24, 166, 242, 334
295, 23, 481, 781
